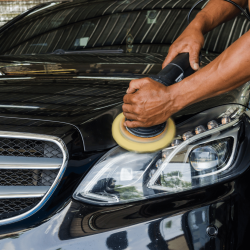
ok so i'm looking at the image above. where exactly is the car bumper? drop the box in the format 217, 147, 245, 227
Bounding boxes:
0, 169, 249, 250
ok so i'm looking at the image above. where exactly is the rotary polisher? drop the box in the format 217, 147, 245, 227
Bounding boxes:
112, 53, 196, 153
112, 0, 250, 153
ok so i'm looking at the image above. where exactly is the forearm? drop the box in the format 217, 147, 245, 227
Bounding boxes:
189, 0, 247, 34
171, 30, 250, 111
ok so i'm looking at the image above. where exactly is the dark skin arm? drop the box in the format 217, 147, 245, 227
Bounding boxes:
163, 0, 247, 70
123, 0, 248, 128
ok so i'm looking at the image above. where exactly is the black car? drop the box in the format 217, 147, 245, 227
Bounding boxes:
0, 0, 249, 249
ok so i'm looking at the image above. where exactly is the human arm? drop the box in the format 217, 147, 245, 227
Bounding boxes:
169, 29, 250, 113
123, 29, 250, 128
123, 0, 249, 128
162, 0, 248, 70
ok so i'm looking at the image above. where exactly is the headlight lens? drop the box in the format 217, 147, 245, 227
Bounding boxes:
189, 138, 232, 171
73, 105, 244, 205
75, 147, 159, 203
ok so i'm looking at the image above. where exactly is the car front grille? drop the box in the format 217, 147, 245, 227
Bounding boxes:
0, 169, 58, 186
0, 198, 41, 220
0, 132, 67, 224
0, 138, 63, 158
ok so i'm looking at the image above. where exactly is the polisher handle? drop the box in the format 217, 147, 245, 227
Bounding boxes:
149, 53, 196, 86
124, 53, 199, 138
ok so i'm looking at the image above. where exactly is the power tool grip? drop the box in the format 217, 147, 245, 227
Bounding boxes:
123, 54, 195, 139
149, 53, 195, 86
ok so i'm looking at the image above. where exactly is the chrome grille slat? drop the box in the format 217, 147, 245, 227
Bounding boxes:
0, 131, 68, 225
0, 156, 62, 169
0, 186, 50, 198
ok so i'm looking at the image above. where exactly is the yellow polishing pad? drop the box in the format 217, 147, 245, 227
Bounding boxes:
112, 113, 176, 153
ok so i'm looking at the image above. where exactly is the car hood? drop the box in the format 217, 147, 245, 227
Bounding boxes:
0, 52, 249, 151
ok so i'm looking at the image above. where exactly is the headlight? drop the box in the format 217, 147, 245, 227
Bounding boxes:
73, 104, 245, 205
189, 138, 232, 171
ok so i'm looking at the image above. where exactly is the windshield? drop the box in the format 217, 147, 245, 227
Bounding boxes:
0, 0, 247, 56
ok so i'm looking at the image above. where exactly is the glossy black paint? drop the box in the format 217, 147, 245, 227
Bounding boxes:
0, 52, 246, 151
0, 0, 247, 151
0, 0, 250, 249
0, 171, 249, 249
0, 114, 249, 250
63, 181, 233, 238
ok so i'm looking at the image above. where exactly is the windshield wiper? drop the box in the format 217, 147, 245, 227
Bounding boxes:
51, 49, 124, 55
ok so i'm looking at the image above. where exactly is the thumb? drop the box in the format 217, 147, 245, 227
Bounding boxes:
126, 78, 146, 94
189, 49, 200, 71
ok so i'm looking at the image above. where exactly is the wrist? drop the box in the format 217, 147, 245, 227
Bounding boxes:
188, 11, 212, 35
164, 84, 188, 115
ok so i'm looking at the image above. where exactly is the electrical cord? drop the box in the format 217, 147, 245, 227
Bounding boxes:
187, 0, 250, 24
225, 0, 250, 21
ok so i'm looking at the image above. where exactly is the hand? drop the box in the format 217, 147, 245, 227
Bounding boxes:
162, 27, 204, 70
123, 77, 180, 128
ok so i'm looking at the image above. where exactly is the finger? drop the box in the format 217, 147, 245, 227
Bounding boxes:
124, 120, 144, 128
123, 112, 138, 121
123, 103, 141, 115
162, 49, 179, 69
126, 78, 146, 94
122, 104, 133, 113
189, 48, 200, 70
123, 93, 136, 104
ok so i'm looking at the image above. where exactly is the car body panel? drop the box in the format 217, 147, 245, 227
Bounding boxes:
0, 174, 248, 250
1, 114, 250, 249
0, 53, 249, 151
0, 0, 250, 249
